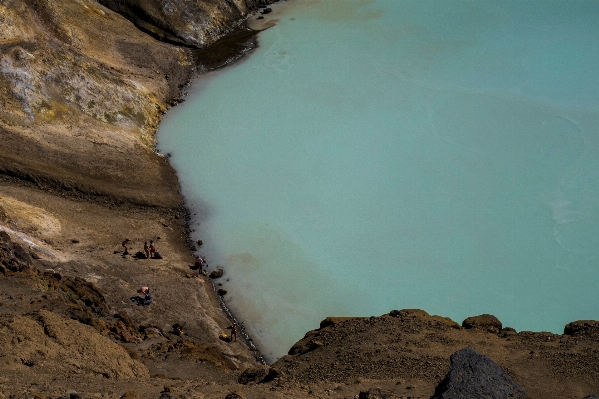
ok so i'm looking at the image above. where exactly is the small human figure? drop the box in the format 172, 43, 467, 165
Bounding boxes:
227, 324, 237, 342
143, 241, 150, 259
134, 286, 152, 305
137, 287, 152, 306
122, 239, 131, 254
195, 256, 204, 275
149, 240, 156, 258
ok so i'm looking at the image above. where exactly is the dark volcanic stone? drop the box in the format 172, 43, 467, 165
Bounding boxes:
210, 268, 224, 278
225, 392, 247, 399
238, 366, 280, 384
564, 320, 599, 338
432, 348, 526, 399
462, 314, 502, 330
582, 395, 599, 399
238, 366, 270, 384
359, 388, 388, 399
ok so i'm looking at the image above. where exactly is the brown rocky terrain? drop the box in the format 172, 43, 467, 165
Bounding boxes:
0, 1, 598, 398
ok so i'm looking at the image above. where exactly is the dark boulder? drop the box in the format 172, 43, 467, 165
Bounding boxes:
210, 268, 224, 278
225, 392, 246, 399
462, 314, 502, 332
238, 366, 280, 385
359, 388, 388, 399
582, 395, 599, 399
432, 348, 526, 399
564, 320, 599, 338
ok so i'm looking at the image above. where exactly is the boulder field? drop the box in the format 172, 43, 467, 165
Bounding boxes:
0, 1, 598, 398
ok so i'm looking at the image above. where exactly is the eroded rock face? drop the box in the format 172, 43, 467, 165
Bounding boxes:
0, 310, 149, 379
0, 0, 192, 207
0, 230, 31, 273
432, 348, 526, 399
98, 0, 277, 48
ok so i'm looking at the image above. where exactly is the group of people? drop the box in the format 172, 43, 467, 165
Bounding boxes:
122, 238, 238, 344
121, 239, 161, 259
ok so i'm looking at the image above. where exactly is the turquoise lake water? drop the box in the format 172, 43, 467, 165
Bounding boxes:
157, 0, 599, 361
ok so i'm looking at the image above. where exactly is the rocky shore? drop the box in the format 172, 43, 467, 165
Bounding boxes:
0, 1, 598, 398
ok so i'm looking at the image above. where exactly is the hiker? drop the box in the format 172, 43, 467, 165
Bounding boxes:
227, 324, 237, 342
195, 256, 204, 274
143, 241, 150, 259
149, 240, 156, 258
122, 239, 131, 254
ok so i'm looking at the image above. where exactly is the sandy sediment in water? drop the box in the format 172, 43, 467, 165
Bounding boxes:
0, 1, 598, 398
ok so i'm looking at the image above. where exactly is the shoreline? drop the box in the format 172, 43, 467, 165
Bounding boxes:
167, 0, 295, 364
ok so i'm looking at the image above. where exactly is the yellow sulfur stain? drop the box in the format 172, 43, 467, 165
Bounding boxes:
0, 195, 61, 238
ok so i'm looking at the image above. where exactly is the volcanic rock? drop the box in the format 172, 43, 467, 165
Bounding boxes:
210, 268, 224, 278
462, 314, 502, 331
432, 348, 526, 399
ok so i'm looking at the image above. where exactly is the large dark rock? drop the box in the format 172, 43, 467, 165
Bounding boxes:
462, 314, 502, 331
432, 348, 526, 399
210, 268, 224, 278
238, 366, 280, 385
97, 0, 277, 48
564, 320, 599, 338
224, 392, 246, 399
358, 388, 388, 399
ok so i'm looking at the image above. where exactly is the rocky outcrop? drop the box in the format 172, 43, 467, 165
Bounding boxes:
432, 348, 526, 399
0, 310, 149, 379
0, 231, 31, 273
0, 0, 192, 207
564, 320, 599, 339
98, 0, 276, 48
238, 365, 280, 384
462, 314, 502, 332
273, 310, 599, 398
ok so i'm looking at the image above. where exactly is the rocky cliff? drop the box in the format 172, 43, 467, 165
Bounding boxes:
98, 0, 275, 47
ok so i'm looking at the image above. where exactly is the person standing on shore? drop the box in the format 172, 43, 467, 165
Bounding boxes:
144, 241, 150, 259
228, 324, 237, 342
149, 240, 156, 258
195, 256, 204, 275
122, 239, 130, 255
